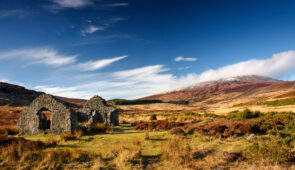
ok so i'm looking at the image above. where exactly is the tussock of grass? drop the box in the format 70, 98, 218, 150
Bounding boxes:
0, 126, 19, 136
60, 133, 76, 141
89, 123, 110, 133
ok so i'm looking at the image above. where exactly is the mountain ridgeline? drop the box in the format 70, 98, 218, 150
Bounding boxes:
141, 75, 295, 106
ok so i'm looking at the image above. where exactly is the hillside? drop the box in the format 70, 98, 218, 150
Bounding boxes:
142, 75, 295, 107
0, 82, 44, 106
0, 82, 87, 107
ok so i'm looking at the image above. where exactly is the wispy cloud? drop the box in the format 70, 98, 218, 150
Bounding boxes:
68, 55, 128, 71
195, 50, 295, 82
81, 25, 105, 36
174, 56, 198, 62
101, 17, 125, 26
81, 17, 126, 36
51, 0, 93, 8
35, 50, 295, 99
72, 34, 133, 46
0, 9, 31, 18
0, 47, 77, 66
178, 66, 192, 70
100, 3, 129, 8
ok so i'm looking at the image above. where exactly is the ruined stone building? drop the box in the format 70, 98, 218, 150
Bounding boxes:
18, 94, 119, 135
81, 95, 119, 126
17, 94, 78, 135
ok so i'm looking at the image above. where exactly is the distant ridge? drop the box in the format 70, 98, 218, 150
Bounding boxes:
141, 75, 295, 106
0, 82, 86, 107
0, 82, 44, 106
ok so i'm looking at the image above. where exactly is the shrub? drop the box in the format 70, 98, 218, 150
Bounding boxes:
0, 126, 19, 136
170, 127, 185, 136
226, 109, 262, 120
184, 112, 202, 117
184, 119, 251, 137
89, 123, 109, 133
203, 113, 225, 118
60, 133, 76, 141
249, 112, 295, 133
150, 114, 157, 120
73, 129, 83, 138
245, 136, 290, 163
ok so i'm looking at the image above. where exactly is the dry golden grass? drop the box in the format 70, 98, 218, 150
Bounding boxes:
73, 129, 83, 138
0, 125, 19, 135
89, 123, 110, 133
60, 133, 76, 141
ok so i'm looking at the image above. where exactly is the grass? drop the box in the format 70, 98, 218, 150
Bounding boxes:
258, 97, 295, 106
3, 108, 295, 169
0, 125, 19, 136
2, 121, 295, 169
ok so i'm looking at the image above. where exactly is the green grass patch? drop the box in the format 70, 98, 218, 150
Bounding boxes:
258, 97, 295, 106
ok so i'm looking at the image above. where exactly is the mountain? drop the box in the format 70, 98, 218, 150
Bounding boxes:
0, 82, 87, 107
0, 82, 44, 106
142, 75, 295, 107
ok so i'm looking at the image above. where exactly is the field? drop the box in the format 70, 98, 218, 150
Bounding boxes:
2, 103, 295, 169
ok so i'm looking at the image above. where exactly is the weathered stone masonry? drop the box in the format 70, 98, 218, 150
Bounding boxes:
17, 94, 78, 135
18, 94, 119, 135
81, 95, 119, 126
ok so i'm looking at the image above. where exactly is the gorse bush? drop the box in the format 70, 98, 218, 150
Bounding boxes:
226, 109, 262, 120
249, 111, 295, 133
150, 114, 157, 120
245, 136, 290, 163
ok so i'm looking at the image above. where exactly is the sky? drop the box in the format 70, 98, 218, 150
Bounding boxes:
1, 0, 295, 99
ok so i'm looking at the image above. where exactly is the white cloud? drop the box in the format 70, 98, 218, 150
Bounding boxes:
51, 0, 93, 8
174, 56, 198, 62
0, 9, 31, 18
178, 66, 192, 70
0, 47, 77, 66
32, 50, 295, 100
195, 50, 295, 82
81, 25, 105, 36
100, 3, 129, 8
69, 55, 128, 71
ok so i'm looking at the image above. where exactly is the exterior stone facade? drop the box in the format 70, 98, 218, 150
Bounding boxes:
82, 95, 119, 126
17, 94, 78, 135
18, 94, 119, 135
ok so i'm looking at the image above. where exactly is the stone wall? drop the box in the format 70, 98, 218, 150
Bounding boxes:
81, 95, 119, 126
17, 94, 78, 135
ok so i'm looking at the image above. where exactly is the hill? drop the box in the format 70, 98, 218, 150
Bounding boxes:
142, 75, 295, 107
0, 82, 44, 106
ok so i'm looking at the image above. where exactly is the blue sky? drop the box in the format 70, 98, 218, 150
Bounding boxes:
1, 0, 295, 99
